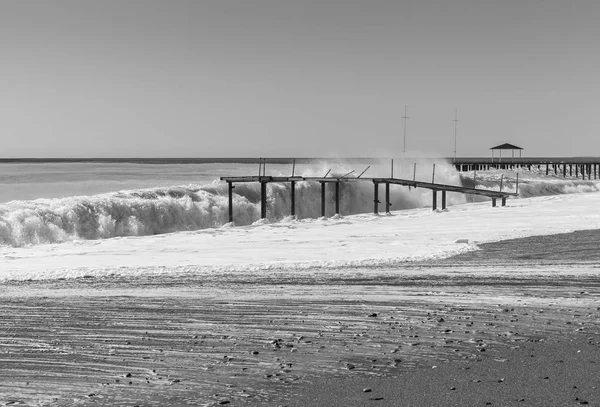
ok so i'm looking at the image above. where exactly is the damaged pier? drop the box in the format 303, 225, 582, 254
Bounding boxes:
220, 161, 518, 224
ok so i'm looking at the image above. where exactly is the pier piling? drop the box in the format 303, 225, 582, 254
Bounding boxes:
290, 181, 296, 217
335, 181, 340, 215
320, 182, 326, 217
260, 181, 267, 219
227, 181, 234, 223
373, 182, 379, 214
385, 183, 391, 213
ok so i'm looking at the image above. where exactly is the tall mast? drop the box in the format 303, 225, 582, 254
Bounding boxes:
453, 108, 458, 162
402, 105, 408, 158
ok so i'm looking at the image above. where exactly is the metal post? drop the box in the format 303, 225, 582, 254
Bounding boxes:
403, 106, 408, 158
453, 109, 458, 162
432, 190, 437, 211
260, 181, 267, 219
385, 182, 390, 213
227, 181, 234, 223
320, 182, 326, 217
373, 182, 379, 214
442, 190, 447, 210
290, 181, 296, 217
335, 181, 340, 215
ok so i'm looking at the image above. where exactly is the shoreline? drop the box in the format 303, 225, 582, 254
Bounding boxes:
1, 231, 600, 406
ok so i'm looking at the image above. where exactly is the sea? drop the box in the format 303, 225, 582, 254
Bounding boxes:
1, 157, 600, 281
1, 158, 599, 245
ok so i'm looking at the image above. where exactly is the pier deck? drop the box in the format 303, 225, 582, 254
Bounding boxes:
220, 174, 517, 224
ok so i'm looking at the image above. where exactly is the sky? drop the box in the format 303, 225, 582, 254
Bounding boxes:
0, 0, 599, 158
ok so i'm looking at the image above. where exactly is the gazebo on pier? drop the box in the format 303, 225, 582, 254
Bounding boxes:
491, 143, 523, 162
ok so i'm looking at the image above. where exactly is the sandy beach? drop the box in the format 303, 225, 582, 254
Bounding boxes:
1, 230, 599, 406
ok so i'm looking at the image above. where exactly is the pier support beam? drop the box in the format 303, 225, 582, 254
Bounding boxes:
385, 183, 391, 213
290, 181, 296, 217
502, 197, 506, 207
492, 197, 497, 207
335, 181, 340, 215
442, 190, 447, 210
373, 182, 379, 214
563, 164, 567, 178
320, 182, 326, 217
260, 181, 267, 219
227, 181, 234, 223
432, 190, 437, 211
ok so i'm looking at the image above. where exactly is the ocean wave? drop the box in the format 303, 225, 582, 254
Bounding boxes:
1, 163, 598, 247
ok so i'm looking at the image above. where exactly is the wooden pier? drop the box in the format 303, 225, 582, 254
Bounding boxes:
220, 169, 517, 223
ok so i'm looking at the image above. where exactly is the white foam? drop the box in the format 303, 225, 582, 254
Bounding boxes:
2, 191, 600, 282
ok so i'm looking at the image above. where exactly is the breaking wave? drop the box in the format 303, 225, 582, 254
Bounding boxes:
1, 162, 598, 247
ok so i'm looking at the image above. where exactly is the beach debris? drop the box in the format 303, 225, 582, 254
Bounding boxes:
346, 363, 356, 370
368, 313, 378, 317
455, 239, 469, 243
369, 397, 385, 401
218, 400, 231, 405
363, 388, 372, 393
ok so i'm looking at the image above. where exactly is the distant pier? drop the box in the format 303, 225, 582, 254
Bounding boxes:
453, 157, 600, 180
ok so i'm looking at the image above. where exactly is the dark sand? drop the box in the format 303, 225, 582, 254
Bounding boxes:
1, 230, 600, 406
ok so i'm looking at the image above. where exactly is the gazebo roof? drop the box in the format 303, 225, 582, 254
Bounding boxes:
490, 143, 523, 150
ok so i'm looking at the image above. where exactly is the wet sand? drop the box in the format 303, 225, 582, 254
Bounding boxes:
1, 230, 600, 406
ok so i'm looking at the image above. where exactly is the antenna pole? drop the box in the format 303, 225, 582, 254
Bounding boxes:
453, 109, 458, 163
402, 105, 409, 158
